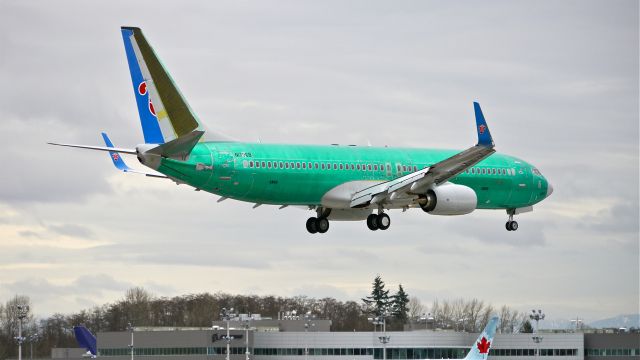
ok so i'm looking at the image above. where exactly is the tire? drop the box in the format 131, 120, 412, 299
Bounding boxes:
509, 221, 519, 231
505, 221, 512, 231
377, 213, 391, 230
306, 217, 318, 234
317, 217, 330, 233
367, 214, 379, 231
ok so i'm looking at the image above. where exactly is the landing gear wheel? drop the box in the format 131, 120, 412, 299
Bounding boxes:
376, 213, 391, 230
509, 220, 518, 231
367, 214, 379, 231
505, 221, 511, 231
306, 217, 318, 234
317, 217, 330, 233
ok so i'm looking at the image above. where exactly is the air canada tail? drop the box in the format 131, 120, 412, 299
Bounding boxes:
120, 27, 231, 144
464, 316, 499, 360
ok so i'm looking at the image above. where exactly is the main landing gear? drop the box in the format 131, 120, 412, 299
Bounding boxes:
505, 212, 518, 231
366, 212, 390, 231
306, 207, 331, 234
306, 216, 329, 234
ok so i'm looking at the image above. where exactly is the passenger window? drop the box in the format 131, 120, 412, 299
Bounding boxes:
492, 168, 496, 174
367, 164, 372, 171
357, 164, 361, 170
351, 164, 355, 170
374, 165, 378, 171
314, 163, 319, 169
267, 162, 272, 168
243, 160, 248, 168
278, 161, 283, 168
302, 162, 306, 169
321, 164, 325, 170
333, 163, 338, 170
413, 166, 418, 171
285, 163, 289, 169
249, 161, 254, 167
339, 164, 343, 170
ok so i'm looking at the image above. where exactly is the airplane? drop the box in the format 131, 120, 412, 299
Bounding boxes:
73, 325, 97, 358
49, 27, 553, 234
458, 316, 499, 360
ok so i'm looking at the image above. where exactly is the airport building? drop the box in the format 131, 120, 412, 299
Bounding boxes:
60, 317, 637, 360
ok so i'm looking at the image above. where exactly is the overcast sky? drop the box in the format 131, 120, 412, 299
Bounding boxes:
0, 0, 638, 324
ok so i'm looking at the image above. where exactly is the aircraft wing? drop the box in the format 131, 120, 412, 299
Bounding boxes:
350, 102, 496, 208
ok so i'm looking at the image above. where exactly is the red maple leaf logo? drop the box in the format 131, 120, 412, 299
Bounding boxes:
478, 124, 486, 134
477, 336, 491, 354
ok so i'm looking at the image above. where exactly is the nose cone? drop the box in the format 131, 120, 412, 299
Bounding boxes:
546, 182, 554, 197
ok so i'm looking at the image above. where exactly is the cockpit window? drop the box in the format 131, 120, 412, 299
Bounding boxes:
532, 168, 541, 176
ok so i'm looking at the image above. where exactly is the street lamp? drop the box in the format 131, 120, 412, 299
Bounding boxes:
529, 310, 545, 358
242, 316, 252, 360
570, 317, 583, 332
304, 311, 316, 360
14, 304, 29, 360
126, 323, 134, 360
220, 307, 237, 360
27, 333, 40, 360
368, 312, 390, 360
419, 313, 434, 330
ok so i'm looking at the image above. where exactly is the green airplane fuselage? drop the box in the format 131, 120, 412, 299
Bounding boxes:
154, 142, 550, 210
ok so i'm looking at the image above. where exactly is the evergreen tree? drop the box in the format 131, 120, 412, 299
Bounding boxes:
361, 275, 390, 316
520, 319, 534, 333
391, 284, 410, 322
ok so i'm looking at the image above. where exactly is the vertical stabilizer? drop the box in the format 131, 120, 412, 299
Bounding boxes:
464, 316, 499, 360
121, 27, 231, 144
73, 326, 97, 357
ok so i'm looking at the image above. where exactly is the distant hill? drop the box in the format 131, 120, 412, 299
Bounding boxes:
588, 314, 640, 329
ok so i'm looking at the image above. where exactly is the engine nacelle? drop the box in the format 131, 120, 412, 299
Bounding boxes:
419, 183, 477, 215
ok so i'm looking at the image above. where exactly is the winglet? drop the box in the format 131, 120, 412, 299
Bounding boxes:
464, 316, 499, 360
474, 102, 494, 148
101, 132, 132, 172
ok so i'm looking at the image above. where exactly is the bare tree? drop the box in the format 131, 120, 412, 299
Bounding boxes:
407, 296, 425, 320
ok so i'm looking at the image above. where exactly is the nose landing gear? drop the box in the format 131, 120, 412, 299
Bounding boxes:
505, 211, 518, 231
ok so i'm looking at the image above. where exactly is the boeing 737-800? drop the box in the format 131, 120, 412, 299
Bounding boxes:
50, 27, 553, 234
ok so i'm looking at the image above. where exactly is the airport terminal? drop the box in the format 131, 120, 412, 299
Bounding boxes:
47, 314, 638, 360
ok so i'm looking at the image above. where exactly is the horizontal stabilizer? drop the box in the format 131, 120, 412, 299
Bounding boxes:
47, 142, 137, 154
147, 130, 204, 159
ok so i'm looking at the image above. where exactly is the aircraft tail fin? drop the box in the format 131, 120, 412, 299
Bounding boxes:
73, 326, 97, 357
464, 316, 499, 360
120, 27, 231, 144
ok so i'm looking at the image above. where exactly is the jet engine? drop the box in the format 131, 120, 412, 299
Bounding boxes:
419, 183, 477, 215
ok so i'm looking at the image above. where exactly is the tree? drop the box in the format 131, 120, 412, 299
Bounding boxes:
361, 275, 390, 317
520, 319, 534, 333
407, 296, 425, 320
391, 284, 410, 323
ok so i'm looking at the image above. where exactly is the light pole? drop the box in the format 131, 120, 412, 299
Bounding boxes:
419, 313, 434, 330
28, 333, 40, 360
242, 316, 252, 360
15, 304, 29, 360
368, 312, 390, 360
530, 310, 545, 358
127, 322, 134, 360
304, 311, 316, 360
570, 317, 583, 332
220, 307, 236, 360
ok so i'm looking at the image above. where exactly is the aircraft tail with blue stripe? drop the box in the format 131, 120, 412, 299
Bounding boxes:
120, 26, 231, 144
464, 316, 499, 360
73, 325, 97, 358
